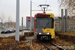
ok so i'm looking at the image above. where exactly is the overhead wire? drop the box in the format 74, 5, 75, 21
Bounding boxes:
45, 0, 52, 13
32, 1, 41, 13
32, 0, 50, 13
32, 2, 38, 7
45, 0, 48, 12
45, 0, 47, 4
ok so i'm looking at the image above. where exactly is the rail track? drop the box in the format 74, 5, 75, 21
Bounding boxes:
32, 40, 64, 50
25, 36, 64, 50
41, 41, 64, 50
41, 42, 51, 50
50, 42, 64, 50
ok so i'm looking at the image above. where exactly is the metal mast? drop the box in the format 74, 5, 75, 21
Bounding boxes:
15, 0, 20, 41
30, 0, 32, 32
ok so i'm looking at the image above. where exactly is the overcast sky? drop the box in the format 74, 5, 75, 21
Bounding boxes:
0, 0, 59, 26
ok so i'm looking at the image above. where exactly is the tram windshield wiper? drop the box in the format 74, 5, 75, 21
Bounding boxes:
44, 21, 50, 29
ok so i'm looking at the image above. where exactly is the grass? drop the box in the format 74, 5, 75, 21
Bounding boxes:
59, 41, 75, 49
55, 30, 75, 36
58, 32, 75, 36
55, 30, 75, 49
55, 29, 75, 31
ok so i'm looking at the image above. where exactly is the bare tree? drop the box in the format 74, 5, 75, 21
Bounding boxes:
0, 13, 6, 30
0, 13, 5, 25
8, 16, 13, 28
58, 0, 75, 17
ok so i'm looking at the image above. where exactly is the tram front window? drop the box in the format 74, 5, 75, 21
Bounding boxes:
36, 18, 53, 28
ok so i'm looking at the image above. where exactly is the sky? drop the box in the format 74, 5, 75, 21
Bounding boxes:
0, 0, 59, 26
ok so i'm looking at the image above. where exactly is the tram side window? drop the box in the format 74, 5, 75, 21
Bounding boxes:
35, 20, 37, 28
51, 18, 54, 28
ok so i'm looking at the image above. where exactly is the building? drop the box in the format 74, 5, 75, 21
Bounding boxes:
55, 16, 75, 30
55, 17, 62, 30
69, 16, 75, 29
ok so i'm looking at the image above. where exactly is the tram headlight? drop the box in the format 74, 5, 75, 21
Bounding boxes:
39, 33, 41, 34
47, 33, 50, 35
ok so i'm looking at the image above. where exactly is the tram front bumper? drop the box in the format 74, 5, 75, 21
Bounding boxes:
37, 35, 51, 40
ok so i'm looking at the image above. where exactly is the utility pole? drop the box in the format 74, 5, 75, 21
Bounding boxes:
0, 18, 3, 30
22, 17, 23, 35
61, 9, 65, 33
15, 0, 20, 41
1, 19, 3, 30
60, 9, 69, 33
30, 0, 32, 32
65, 9, 67, 32
59, 19, 60, 30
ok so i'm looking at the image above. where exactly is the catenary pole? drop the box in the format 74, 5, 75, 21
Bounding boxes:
22, 17, 23, 35
15, 0, 20, 41
61, 9, 64, 33
65, 9, 67, 32
30, 0, 32, 32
